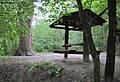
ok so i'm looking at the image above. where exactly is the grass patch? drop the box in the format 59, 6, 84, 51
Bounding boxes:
27, 61, 64, 77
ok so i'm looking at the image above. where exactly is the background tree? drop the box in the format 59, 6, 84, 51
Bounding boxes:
14, 0, 34, 56
32, 19, 65, 52
0, 0, 34, 56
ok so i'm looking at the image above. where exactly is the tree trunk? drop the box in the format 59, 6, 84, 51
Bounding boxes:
14, 17, 33, 56
76, 0, 100, 82
14, 1, 34, 56
104, 0, 116, 82
83, 29, 89, 62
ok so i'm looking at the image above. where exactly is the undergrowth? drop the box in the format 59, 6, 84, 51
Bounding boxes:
27, 61, 64, 77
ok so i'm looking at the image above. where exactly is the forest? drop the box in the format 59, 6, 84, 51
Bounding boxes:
0, 0, 120, 82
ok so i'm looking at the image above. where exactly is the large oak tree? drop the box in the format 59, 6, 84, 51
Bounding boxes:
14, 1, 34, 56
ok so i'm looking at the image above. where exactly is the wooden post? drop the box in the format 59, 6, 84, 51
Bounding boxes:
83, 29, 89, 62
64, 22, 69, 58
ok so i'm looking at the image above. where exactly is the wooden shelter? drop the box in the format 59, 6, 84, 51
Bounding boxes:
50, 9, 106, 61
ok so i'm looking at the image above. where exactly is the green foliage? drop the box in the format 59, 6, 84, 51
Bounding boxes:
92, 25, 108, 51
117, 1, 120, 29
32, 19, 85, 52
69, 31, 83, 50
27, 61, 64, 77
32, 19, 64, 52
39, 0, 78, 22
0, 0, 34, 56
0, 1, 19, 55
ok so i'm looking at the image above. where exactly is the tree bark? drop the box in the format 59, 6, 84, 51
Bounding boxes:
14, 17, 33, 56
83, 29, 89, 62
76, 0, 100, 82
104, 0, 116, 82
14, 1, 34, 56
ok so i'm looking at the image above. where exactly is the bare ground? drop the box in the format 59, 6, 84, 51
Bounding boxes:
0, 52, 120, 82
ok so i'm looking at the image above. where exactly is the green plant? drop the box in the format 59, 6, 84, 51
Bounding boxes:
0, 0, 34, 56
32, 19, 64, 52
27, 61, 64, 77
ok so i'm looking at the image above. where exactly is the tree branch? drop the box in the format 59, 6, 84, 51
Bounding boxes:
89, 7, 108, 26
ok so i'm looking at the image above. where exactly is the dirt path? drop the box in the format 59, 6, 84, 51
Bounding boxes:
0, 52, 120, 64
0, 52, 120, 82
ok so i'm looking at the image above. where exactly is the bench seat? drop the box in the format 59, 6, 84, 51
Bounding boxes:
54, 50, 103, 54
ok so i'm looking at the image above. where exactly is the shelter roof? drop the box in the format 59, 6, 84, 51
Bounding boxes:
50, 9, 106, 31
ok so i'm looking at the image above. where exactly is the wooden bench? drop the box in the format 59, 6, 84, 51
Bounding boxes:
54, 50, 103, 54
62, 43, 84, 47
